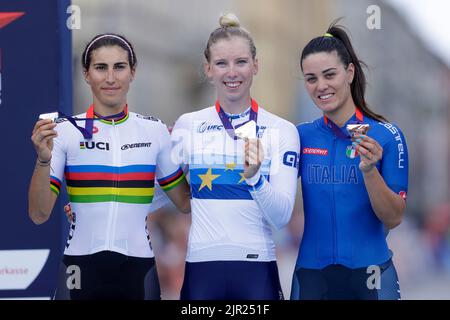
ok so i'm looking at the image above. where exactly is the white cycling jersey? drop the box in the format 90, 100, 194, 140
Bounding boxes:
50, 105, 185, 258
171, 101, 299, 262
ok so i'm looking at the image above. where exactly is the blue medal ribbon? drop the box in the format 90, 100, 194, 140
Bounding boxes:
57, 104, 127, 139
323, 108, 364, 140
215, 99, 258, 140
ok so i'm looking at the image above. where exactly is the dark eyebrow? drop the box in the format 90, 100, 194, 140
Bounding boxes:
92, 61, 128, 67
322, 68, 337, 74
305, 67, 337, 77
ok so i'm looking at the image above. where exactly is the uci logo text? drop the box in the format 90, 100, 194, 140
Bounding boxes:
80, 141, 110, 151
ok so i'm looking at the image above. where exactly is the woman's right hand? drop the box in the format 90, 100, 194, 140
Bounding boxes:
31, 119, 57, 162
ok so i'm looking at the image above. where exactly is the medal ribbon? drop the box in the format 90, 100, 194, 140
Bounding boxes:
215, 99, 258, 140
323, 108, 363, 139
57, 104, 128, 139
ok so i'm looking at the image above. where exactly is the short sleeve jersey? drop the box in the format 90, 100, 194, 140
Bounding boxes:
50, 105, 185, 258
296, 111, 408, 268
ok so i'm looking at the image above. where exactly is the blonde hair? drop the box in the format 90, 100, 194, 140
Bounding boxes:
219, 12, 240, 28
204, 13, 256, 62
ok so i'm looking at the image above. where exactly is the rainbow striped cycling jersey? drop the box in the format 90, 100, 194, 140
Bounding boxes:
51, 105, 185, 258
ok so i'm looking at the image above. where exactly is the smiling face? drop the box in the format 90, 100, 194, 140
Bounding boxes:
204, 36, 258, 112
302, 50, 355, 119
84, 45, 135, 115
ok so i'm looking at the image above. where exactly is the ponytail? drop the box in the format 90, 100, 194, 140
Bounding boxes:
301, 20, 388, 123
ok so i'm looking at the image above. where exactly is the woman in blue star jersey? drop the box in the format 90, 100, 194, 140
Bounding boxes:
171, 13, 300, 300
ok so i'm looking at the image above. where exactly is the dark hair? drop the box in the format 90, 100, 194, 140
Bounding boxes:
82, 33, 137, 71
301, 20, 388, 123
204, 13, 256, 62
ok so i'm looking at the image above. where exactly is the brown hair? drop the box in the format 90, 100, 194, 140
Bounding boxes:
301, 20, 388, 123
82, 33, 137, 71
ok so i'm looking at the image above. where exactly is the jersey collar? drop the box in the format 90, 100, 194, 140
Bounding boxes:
86, 104, 129, 125
224, 106, 251, 120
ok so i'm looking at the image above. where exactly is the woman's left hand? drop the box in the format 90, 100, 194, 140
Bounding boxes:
243, 138, 264, 179
354, 134, 383, 173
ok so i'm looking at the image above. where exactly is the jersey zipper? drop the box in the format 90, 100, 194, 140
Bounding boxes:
105, 119, 120, 251
331, 135, 338, 264
111, 119, 121, 251
105, 120, 114, 251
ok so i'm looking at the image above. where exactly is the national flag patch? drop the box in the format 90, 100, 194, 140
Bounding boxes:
346, 145, 358, 159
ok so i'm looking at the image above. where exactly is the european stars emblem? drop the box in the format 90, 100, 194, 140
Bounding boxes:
238, 172, 247, 184
198, 168, 220, 191
225, 163, 237, 171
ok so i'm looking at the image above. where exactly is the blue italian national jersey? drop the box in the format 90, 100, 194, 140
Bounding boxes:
296, 112, 408, 269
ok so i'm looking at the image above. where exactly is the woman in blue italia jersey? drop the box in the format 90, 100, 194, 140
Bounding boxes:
291, 22, 409, 300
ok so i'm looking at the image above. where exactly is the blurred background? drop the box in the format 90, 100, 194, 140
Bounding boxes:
69, 0, 450, 299
1, 0, 447, 299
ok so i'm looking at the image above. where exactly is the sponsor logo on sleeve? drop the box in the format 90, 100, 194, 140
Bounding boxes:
283, 151, 300, 168
380, 122, 406, 169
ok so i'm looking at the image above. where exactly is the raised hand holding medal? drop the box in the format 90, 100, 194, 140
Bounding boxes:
236, 120, 264, 179
347, 124, 383, 173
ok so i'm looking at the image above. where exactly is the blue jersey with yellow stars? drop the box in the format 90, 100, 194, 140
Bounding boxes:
172, 104, 299, 262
